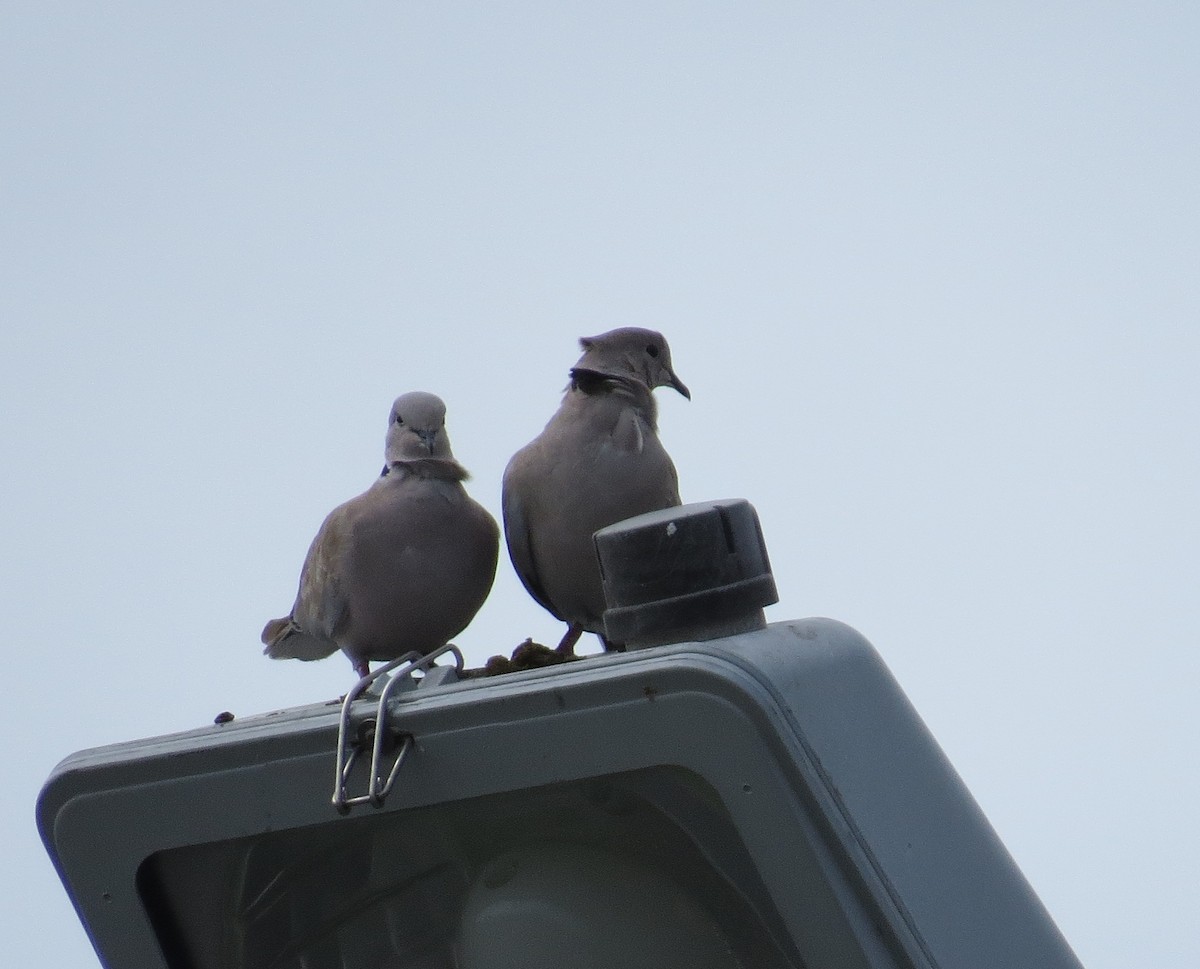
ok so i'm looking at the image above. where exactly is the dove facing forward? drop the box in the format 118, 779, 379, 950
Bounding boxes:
262, 392, 499, 678
502, 327, 690, 656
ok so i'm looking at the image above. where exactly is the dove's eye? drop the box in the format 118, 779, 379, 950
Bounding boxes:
646, 344, 659, 358
394, 415, 405, 425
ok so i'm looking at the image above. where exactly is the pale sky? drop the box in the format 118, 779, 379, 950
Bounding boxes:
2, 3, 1197, 967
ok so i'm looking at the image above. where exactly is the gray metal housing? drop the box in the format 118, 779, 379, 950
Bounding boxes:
38, 618, 1084, 968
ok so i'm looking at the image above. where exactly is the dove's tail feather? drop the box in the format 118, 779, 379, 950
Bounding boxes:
261, 616, 338, 661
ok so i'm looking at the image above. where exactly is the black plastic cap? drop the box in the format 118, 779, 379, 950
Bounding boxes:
595, 499, 779, 649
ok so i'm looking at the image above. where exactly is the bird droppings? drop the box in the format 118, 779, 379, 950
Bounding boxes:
470, 638, 573, 677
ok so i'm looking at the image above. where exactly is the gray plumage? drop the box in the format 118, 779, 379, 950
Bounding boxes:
502, 327, 690, 655
262, 392, 499, 677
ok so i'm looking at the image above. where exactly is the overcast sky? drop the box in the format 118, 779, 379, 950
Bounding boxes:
2, 3, 1197, 966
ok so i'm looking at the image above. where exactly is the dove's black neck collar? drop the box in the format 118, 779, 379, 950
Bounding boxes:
569, 367, 651, 401
381, 458, 470, 482
568, 368, 658, 426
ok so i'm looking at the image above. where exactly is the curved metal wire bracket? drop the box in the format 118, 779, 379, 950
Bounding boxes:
332, 643, 464, 813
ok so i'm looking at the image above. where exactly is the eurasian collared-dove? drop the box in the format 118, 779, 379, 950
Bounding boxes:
502, 327, 690, 656
262, 392, 499, 678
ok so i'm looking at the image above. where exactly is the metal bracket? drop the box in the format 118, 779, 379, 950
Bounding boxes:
332, 642, 464, 813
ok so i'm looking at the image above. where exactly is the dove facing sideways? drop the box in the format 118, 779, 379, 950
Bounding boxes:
502, 327, 690, 656
262, 392, 499, 678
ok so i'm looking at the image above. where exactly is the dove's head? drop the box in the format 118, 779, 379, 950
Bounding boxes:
570, 327, 690, 399
386, 391, 454, 462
